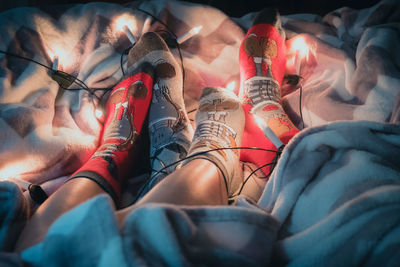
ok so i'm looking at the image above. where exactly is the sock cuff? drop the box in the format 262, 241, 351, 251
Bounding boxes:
68, 171, 120, 207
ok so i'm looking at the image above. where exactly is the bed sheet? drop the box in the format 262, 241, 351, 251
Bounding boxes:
0, 0, 399, 265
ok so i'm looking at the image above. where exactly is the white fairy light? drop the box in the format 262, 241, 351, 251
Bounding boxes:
52, 56, 59, 71
123, 25, 136, 45
226, 81, 236, 91
95, 109, 104, 122
253, 114, 283, 149
115, 15, 137, 45
177, 25, 203, 44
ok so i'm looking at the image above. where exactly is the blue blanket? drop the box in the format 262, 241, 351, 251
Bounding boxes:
0, 121, 397, 266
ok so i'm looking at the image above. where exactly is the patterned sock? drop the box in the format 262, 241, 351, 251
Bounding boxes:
69, 34, 156, 205
134, 32, 194, 195
183, 87, 244, 198
238, 9, 299, 175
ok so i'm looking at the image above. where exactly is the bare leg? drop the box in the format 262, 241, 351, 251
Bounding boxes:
16, 157, 227, 250
15, 178, 106, 252
117, 86, 245, 227
116, 159, 227, 227
15, 33, 161, 252
139, 159, 227, 205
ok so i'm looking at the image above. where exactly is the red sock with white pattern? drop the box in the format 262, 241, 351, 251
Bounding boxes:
238, 9, 299, 176
69, 34, 161, 205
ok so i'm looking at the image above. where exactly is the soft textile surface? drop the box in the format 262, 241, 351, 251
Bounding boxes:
3, 120, 396, 266
0, 0, 399, 188
280, 0, 400, 126
0, 0, 399, 264
258, 121, 400, 265
0, 0, 244, 185
20, 194, 279, 266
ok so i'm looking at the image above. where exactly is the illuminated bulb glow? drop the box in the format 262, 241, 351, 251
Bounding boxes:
253, 114, 283, 149
115, 15, 137, 45
226, 81, 236, 91
0, 161, 30, 180
47, 46, 72, 70
177, 25, 203, 44
95, 109, 104, 120
52, 56, 59, 70
288, 35, 316, 74
123, 25, 136, 44
291, 36, 310, 60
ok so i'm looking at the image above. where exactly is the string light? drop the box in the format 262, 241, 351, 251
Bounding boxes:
0, 161, 30, 180
133, 146, 279, 202
52, 56, 59, 71
115, 14, 137, 45
176, 25, 203, 44
253, 114, 283, 149
95, 108, 105, 124
226, 81, 236, 91
287, 35, 315, 74
123, 25, 136, 45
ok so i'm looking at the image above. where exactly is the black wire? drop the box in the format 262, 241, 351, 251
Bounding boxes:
153, 146, 277, 179
232, 162, 274, 198
299, 84, 305, 129
0, 49, 51, 70
0, 49, 114, 102
187, 108, 197, 114
133, 146, 279, 203
1, 6, 189, 106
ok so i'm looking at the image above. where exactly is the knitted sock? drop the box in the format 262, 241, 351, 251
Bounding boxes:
134, 32, 194, 195
183, 87, 244, 198
69, 34, 156, 205
238, 9, 299, 175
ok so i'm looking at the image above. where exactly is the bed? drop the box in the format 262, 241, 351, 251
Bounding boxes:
0, 0, 399, 265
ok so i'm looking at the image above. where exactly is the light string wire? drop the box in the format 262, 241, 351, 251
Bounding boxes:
0, 49, 112, 102
0, 6, 187, 106
133, 146, 280, 203
0, 7, 306, 203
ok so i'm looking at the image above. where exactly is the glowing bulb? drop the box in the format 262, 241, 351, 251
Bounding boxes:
291, 36, 309, 60
253, 114, 283, 149
95, 109, 104, 120
115, 14, 135, 32
47, 49, 58, 70
0, 161, 29, 180
47, 46, 71, 70
226, 81, 236, 91
123, 25, 136, 44
52, 56, 59, 70
192, 25, 203, 34
115, 15, 136, 44
177, 25, 203, 44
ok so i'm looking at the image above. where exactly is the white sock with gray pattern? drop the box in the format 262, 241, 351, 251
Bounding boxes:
183, 87, 245, 197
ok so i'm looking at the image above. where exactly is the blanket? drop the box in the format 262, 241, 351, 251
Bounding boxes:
0, 0, 245, 190
0, 0, 399, 190
0, 0, 400, 264
0, 121, 397, 266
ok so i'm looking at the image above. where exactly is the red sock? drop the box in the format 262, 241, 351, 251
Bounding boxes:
70, 71, 153, 204
238, 10, 299, 176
